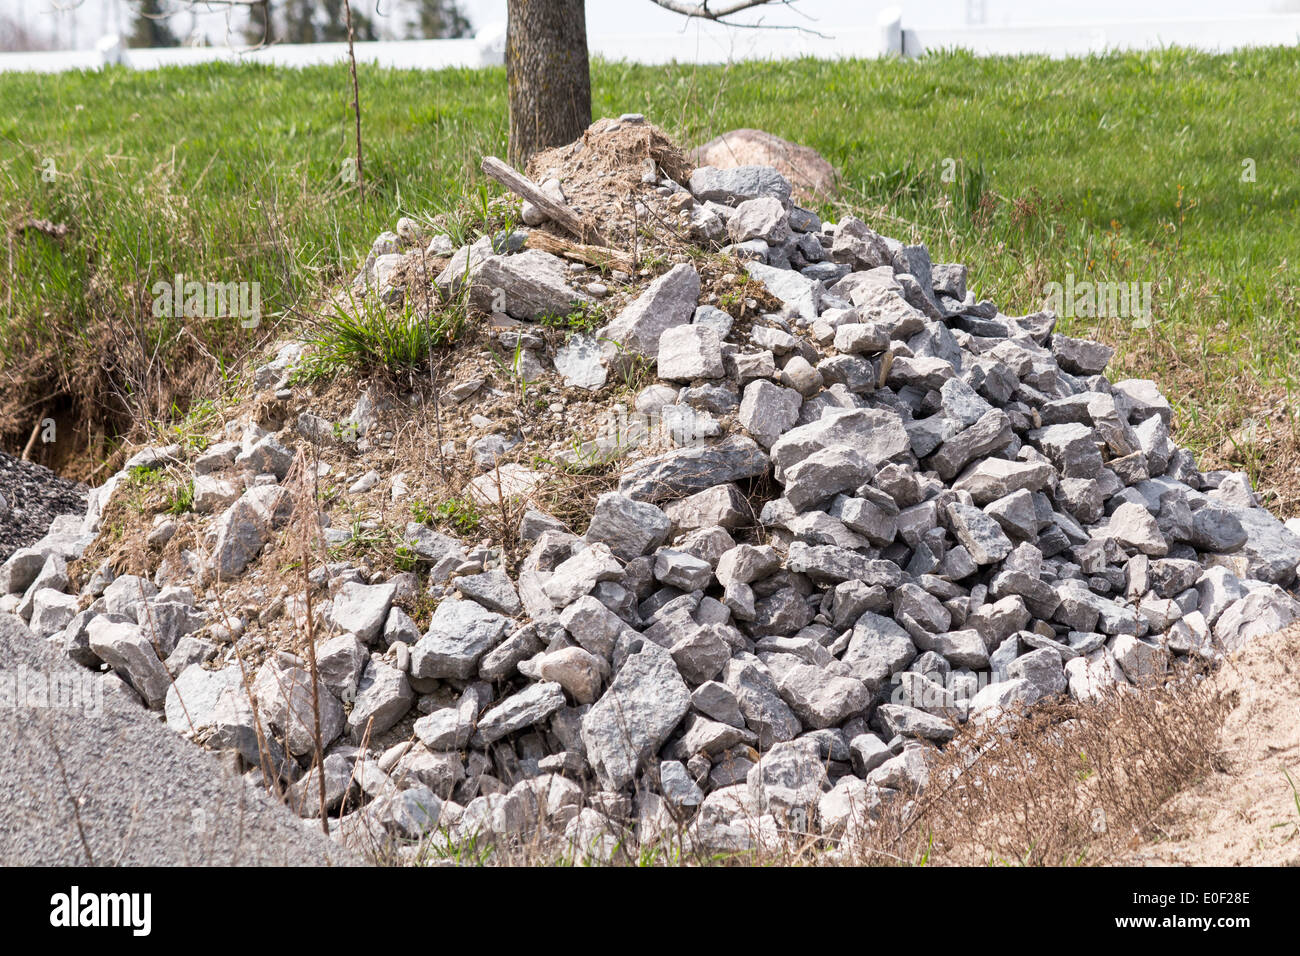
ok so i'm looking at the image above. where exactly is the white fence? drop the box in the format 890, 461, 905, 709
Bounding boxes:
3, 9, 1300, 74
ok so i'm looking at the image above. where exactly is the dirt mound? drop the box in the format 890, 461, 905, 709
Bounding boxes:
527, 116, 695, 248
1119, 624, 1300, 866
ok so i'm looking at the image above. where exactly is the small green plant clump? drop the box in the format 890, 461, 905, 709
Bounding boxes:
538, 301, 606, 337
412, 497, 482, 535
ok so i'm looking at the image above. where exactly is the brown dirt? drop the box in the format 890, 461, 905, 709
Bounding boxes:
1118, 625, 1300, 867
527, 117, 696, 253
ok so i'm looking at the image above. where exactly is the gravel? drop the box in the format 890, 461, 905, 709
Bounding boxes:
0, 451, 87, 562
0, 612, 355, 865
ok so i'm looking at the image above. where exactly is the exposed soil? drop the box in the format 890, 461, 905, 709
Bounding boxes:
1119, 624, 1300, 867
527, 117, 696, 252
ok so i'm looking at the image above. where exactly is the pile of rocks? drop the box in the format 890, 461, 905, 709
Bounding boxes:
7, 140, 1300, 861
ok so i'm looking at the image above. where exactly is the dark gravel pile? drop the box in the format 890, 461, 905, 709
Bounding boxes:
0, 451, 88, 561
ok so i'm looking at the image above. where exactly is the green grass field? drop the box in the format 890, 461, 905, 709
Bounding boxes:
3, 48, 1299, 498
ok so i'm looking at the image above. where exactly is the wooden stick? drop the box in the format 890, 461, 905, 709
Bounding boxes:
523, 230, 635, 274
481, 156, 604, 245
21, 408, 46, 461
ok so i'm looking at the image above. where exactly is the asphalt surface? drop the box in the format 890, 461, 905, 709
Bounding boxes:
0, 451, 88, 561
0, 612, 357, 866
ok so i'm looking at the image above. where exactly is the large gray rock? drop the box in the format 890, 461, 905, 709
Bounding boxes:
747, 738, 828, 814
521, 646, 605, 703
410, 599, 510, 679
842, 612, 917, 691
252, 661, 345, 757
164, 663, 244, 734
600, 263, 700, 360
618, 435, 770, 503
689, 165, 792, 205
744, 261, 823, 322
330, 581, 396, 645
738, 379, 802, 448
723, 658, 802, 749
1104, 502, 1169, 557
946, 501, 1014, 565
774, 663, 870, 729
1225, 506, 1300, 585
443, 248, 589, 320
584, 492, 671, 561
727, 196, 790, 244
543, 543, 623, 606
87, 618, 171, 709
928, 410, 1014, 481
581, 640, 691, 790
770, 407, 909, 478
558, 595, 629, 658
474, 682, 567, 745
208, 494, 273, 579
953, 457, 1055, 505
454, 569, 522, 616
347, 657, 414, 738
28, 589, 78, 639
876, 703, 956, 743
657, 324, 725, 380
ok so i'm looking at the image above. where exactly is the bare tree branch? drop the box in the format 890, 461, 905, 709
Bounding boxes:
648, 0, 827, 38
649, 0, 793, 22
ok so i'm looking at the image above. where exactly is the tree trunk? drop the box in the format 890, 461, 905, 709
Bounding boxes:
506, 0, 591, 168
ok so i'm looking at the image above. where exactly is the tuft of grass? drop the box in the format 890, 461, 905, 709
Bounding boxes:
297, 292, 468, 381
167, 478, 194, 516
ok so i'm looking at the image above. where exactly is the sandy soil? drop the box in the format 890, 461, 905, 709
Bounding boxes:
1122, 625, 1300, 867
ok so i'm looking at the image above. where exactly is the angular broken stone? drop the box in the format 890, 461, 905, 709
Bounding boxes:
554, 333, 608, 390
584, 492, 671, 562
348, 657, 415, 738
774, 663, 870, 729
689, 164, 793, 205
876, 703, 955, 743
455, 569, 522, 617
252, 661, 345, 757
738, 379, 802, 448
330, 580, 396, 645
771, 407, 909, 478
928, 410, 1013, 481
474, 682, 567, 746
411, 598, 510, 679
543, 543, 624, 607
727, 196, 791, 244
723, 658, 802, 750
1051, 334, 1115, 375
744, 261, 823, 322
1103, 502, 1169, 557
618, 435, 770, 503
87, 618, 171, 709
600, 263, 700, 360
946, 502, 1014, 565
448, 248, 589, 320
581, 640, 692, 790
783, 446, 874, 511
657, 324, 725, 381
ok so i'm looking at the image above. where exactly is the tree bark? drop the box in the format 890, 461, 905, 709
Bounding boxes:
506, 0, 591, 168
